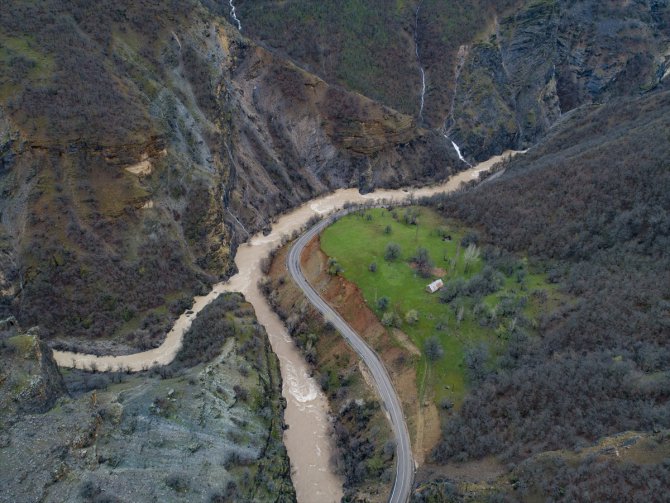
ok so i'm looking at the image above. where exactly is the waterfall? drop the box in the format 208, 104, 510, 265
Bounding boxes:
418, 68, 426, 121
229, 0, 242, 31
443, 133, 471, 167
414, 1, 426, 123
226, 207, 250, 238
171, 31, 182, 51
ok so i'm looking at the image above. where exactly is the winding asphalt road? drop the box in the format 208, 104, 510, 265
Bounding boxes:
287, 210, 414, 503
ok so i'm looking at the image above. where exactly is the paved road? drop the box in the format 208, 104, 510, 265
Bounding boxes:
287, 211, 414, 503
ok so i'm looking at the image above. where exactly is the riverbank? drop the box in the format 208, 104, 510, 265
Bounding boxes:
53, 150, 522, 502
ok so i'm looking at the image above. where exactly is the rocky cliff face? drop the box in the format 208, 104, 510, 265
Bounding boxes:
0, 0, 458, 347
449, 0, 670, 160
0, 331, 66, 415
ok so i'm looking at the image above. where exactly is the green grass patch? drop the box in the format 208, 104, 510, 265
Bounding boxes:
320, 206, 559, 408
0, 32, 55, 100
7, 334, 36, 356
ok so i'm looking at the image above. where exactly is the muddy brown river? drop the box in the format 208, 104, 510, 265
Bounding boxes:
54, 152, 519, 502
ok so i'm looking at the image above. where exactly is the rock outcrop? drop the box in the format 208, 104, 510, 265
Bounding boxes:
449, 0, 670, 160
0, 331, 66, 415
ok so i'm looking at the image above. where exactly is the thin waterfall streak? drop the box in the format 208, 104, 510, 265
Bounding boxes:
229, 0, 242, 31
419, 68, 426, 122
443, 133, 472, 167
414, 1, 426, 123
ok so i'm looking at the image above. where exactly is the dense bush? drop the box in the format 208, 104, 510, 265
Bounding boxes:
384, 242, 401, 261
439, 266, 503, 304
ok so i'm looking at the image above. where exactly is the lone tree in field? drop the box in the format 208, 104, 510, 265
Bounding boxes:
384, 242, 401, 261
412, 247, 434, 278
377, 296, 390, 311
424, 336, 444, 361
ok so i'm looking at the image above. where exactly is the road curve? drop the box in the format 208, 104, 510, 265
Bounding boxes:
287, 211, 414, 503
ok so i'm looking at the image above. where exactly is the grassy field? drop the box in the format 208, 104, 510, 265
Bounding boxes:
320, 206, 559, 408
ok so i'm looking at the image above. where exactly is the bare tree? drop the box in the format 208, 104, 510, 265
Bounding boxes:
463, 243, 480, 273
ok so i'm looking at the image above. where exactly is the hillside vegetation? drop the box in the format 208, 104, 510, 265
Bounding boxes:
0, 293, 295, 502
237, 0, 524, 125
414, 89, 670, 499
240, 0, 670, 161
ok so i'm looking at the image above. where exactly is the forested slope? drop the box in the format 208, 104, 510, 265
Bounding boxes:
418, 89, 670, 500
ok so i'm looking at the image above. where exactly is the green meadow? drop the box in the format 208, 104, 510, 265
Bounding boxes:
320, 206, 558, 408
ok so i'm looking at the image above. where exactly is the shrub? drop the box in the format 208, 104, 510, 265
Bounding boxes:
233, 384, 248, 402
79, 480, 100, 499
384, 243, 401, 261
405, 309, 419, 324
328, 258, 343, 275
463, 343, 489, 383
369, 262, 377, 272
424, 336, 444, 361
412, 247, 434, 278
439, 278, 465, 303
377, 296, 390, 311
461, 232, 479, 247
382, 311, 401, 328
403, 208, 420, 225
165, 472, 190, 492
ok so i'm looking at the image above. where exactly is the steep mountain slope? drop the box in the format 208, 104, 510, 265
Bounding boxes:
418, 87, 670, 499
0, 0, 458, 349
236, 0, 524, 126
238, 0, 670, 161
0, 294, 295, 503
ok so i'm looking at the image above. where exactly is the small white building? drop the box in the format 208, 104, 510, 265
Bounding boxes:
425, 279, 444, 293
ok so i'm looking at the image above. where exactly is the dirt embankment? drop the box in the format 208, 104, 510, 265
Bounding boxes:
301, 236, 441, 466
